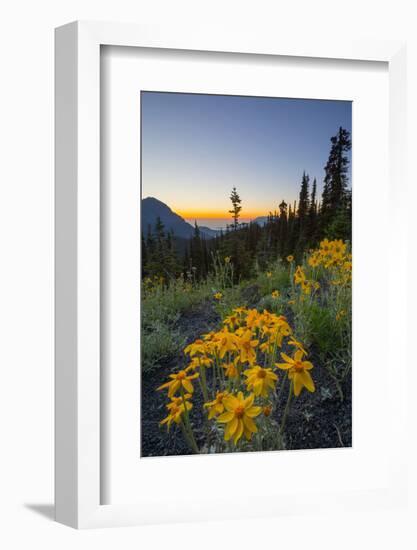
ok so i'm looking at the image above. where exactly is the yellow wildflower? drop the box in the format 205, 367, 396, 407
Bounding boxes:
308, 253, 320, 267
294, 266, 306, 284
286, 255, 294, 263
331, 239, 347, 259
213, 292, 223, 300
271, 290, 280, 298
217, 392, 261, 444
301, 280, 312, 295
276, 350, 315, 397
259, 339, 274, 354
266, 271, 272, 278
184, 338, 209, 357
157, 369, 200, 397
188, 356, 212, 370
236, 329, 259, 365
160, 394, 192, 429
204, 391, 230, 419
320, 239, 331, 254
223, 313, 240, 330
244, 365, 278, 397
287, 337, 307, 356
245, 309, 262, 330
223, 361, 239, 379
166, 393, 192, 410
214, 329, 239, 358
224, 256, 231, 263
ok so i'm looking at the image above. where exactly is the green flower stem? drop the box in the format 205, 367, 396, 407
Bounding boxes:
212, 361, 217, 395
179, 419, 199, 454
279, 380, 293, 437
197, 376, 205, 396
180, 389, 199, 453
269, 333, 278, 370
198, 358, 209, 402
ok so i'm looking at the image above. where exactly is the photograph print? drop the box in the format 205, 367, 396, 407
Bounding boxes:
141, 91, 352, 457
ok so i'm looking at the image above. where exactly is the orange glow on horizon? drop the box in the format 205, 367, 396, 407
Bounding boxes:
177, 210, 266, 220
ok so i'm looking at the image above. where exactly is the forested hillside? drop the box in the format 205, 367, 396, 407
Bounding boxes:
142, 127, 351, 283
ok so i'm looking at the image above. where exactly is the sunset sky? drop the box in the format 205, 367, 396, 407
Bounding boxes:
141, 92, 352, 230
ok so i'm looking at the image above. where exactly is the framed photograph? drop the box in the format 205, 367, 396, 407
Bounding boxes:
55, 21, 407, 528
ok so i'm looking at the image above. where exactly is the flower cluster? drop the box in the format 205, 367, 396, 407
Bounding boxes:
292, 239, 351, 295
307, 239, 352, 285
157, 306, 315, 451
293, 265, 320, 295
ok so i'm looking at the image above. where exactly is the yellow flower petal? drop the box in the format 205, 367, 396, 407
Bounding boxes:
243, 415, 257, 433
223, 395, 239, 411
225, 416, 238, 440
294, 350, 304, 362
168, 380, 180, 397
217, 411, 234, 423
276, 363, 292, 370
157, 380, 171, 391
293, 374, 303, 396
244, 393, 255, 408
299, 370, 315, 392
233, 419, 244, 444
280, 352, 294, 364
245, 406, 262, 418
253, 380, 262, 394
182, 379, 194, 393
243, 427, 252, 440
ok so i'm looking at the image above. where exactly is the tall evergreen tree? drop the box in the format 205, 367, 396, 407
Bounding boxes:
229, 187, 242, 230
320, 127, 351, 238
278, 200, 288, 256
307, 177, 318, 242
297, 171, 310, 223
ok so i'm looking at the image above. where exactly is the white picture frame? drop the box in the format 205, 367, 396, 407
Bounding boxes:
55, 21, 407, 529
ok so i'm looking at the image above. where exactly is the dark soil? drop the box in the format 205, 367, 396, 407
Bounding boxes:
141, 298, 352, 457
141, 300, 220, 457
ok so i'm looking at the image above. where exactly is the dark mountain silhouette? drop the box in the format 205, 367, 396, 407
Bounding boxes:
142, 197, 218, 239
252, 216, 268, 227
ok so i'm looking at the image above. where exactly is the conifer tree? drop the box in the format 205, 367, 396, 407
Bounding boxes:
307, 177, 318, 242
229, 187, 242, 230
297, 171, 310, 223
278, 200, 288, 256
190, 222, 206, 279
320, 127, 351, 237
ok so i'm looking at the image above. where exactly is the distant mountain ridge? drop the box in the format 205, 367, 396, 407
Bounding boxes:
252, 216, 268, 227
142, 197, 219, 239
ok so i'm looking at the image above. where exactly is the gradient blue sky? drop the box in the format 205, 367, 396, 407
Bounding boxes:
141, 92, 352, 230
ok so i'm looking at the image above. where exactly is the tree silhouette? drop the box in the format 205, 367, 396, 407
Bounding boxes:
229, 187, 242, 230
320, 127, 351, 237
